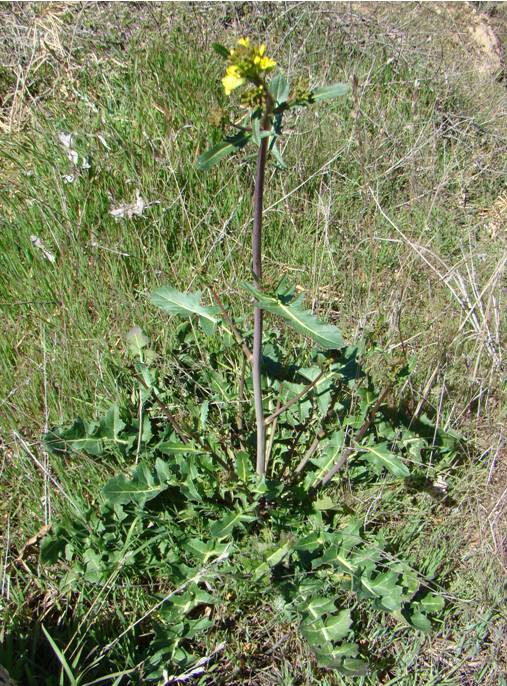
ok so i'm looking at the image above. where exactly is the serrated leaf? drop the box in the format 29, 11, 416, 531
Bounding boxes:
301, 608, 351, 645
340, 658, 369, 675
244, 284, 344, 350
265, 541, 291, 567
301, 596, 337, 618
313, 495, 339, 511
197, 132, 251, 170
99, 404, 126, 441
294, 531, 326, 552
311, 83, 350, 101
313, 545, 357, 574
154, 458, 175, 484
420, 592, 445, 614
361, 443, 410, 477
150, 287, 218, 332
322, 609, 352, 641
44, 407, 128, 457
360, 572, 403, 611
102, 467, 165, 506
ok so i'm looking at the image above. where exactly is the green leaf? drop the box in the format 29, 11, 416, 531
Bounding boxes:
310, 430, 345, 485
251, 116, 271, 146
126, 326, 149, 357
269, 136, 287, 169
340, 658, 369, 676
212, 42, 230, 59
98, 404, 126, 443
210, 511, 244, 538
40, 534, 66, 564
157, 441, 205, 456
322, 609, 352, 641
244, 284, 345, 350
294, 531, 326, 553
313, 495, 339, 511
151, 287, 218, 332
301, 595, 337, 619
409, 610, 432, 633
360, 571, 403, 611
102, 466, 166, 506
44, 408, 127, 457
42, 625, 78, 686
313, 545, 357, 574
235, 451, 252, 482
361, 443, 410, 478
197, 133, 251, 170
301, 608, 351, 646
269, 74, 290, 105
154, 458, 174, 484
420, 592, 445, 614
311, 83, 350, 102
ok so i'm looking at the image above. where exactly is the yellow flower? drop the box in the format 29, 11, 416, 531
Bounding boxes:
252, 44, 275, 71
222, 65, 245, 96
222, 38, 276, 96
258, 55, 276, 71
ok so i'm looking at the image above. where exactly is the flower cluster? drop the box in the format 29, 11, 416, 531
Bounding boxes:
222, 37, 276, 99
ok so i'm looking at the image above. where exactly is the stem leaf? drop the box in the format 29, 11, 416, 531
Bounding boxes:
311, 83, 351, 101
244, 284, 345, 350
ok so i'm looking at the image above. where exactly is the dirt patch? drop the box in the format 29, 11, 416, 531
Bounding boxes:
456, 3, 503, 75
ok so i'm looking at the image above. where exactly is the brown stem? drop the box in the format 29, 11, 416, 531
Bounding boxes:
295, 427, 325, 475
133, 372, 189, 444
134, 372, 230, 472
319, 387, 390, 487
210, 288, 252, 362
264, 369, 328, 426
253, 106, 271, 477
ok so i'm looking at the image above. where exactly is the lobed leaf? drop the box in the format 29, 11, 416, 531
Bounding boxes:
150, 287, 218, 333
361, 443, 410, 478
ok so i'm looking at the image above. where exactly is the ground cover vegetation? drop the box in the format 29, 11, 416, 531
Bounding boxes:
0, 3, 506, 685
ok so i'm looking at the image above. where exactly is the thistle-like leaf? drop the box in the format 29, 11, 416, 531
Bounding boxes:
44, 405, 127, 456
150, 287, 218, 333
244, 284, 345, 350
361, 442, 410, 478
102, 464, 166, 506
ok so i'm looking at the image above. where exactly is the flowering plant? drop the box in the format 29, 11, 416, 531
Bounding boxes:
198, 38, 350, 475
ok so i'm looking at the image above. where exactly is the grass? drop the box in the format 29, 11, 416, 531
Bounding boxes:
1, 2, 506, 684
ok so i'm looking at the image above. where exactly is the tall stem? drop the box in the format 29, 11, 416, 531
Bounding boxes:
252, 112, 270, 476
